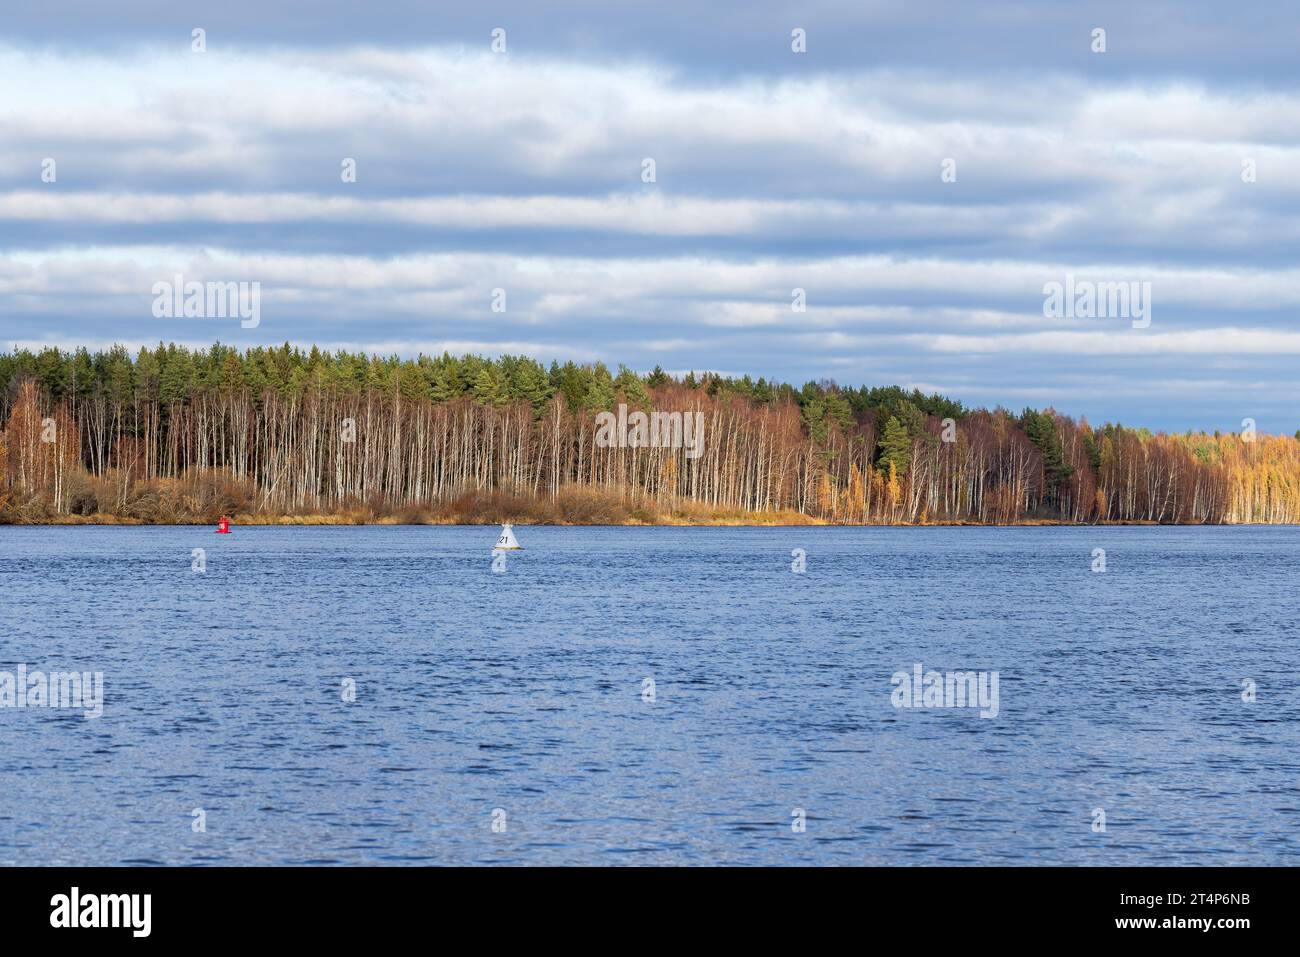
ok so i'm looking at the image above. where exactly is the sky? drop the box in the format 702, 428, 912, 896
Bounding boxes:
2, 1, 1299, 432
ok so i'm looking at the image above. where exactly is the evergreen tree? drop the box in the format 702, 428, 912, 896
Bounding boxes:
824, 389, 855, 433
472, 363, 508, 405
428, 353, 462, 401
514, 359, 554, 416
551, 361, 583, 412
876, 415, 912, 477
583, 362, 616, 410
1021, 408, 1074, 496
614, 364, 650, 406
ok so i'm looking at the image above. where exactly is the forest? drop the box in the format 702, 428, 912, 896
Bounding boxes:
2, 342, 1298, 525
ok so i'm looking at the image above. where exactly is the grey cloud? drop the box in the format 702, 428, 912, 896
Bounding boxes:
3, 8, 1299, 433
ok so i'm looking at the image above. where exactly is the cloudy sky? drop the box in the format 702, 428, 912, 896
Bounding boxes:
3, 1, 1298, 431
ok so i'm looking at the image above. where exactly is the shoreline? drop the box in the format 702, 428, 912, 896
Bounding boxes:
2, 515, 1268, 528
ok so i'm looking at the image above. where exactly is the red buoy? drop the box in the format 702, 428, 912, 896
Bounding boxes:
215, 516, 231, 534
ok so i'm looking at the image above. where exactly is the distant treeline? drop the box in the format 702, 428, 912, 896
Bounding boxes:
1, 342, 1297, 524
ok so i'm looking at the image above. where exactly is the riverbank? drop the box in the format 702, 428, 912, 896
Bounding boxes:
0, 482, 1214, 527
2, 512, 1187, 527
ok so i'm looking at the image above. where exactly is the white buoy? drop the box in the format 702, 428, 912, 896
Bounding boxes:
494, 523, 522, 550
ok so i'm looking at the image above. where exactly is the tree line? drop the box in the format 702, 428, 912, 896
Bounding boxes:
2, 342, 1297, 524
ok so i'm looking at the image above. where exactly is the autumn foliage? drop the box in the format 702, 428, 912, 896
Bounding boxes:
1, 343, 1296, 525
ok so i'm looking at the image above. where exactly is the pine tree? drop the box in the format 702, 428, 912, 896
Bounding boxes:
1022, 408, 1074, 500
583, 363, 616, 411
428, 354, 462, 402
472, 364, 508, 405
614, 365, 650, 406
877, 415, 912, 478
514, 360, 554, 416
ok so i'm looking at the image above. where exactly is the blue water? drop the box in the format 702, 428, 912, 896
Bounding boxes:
1, 524, 1297, 866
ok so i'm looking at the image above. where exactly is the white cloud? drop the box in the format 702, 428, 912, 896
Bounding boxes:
3, 40, 1300, 429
